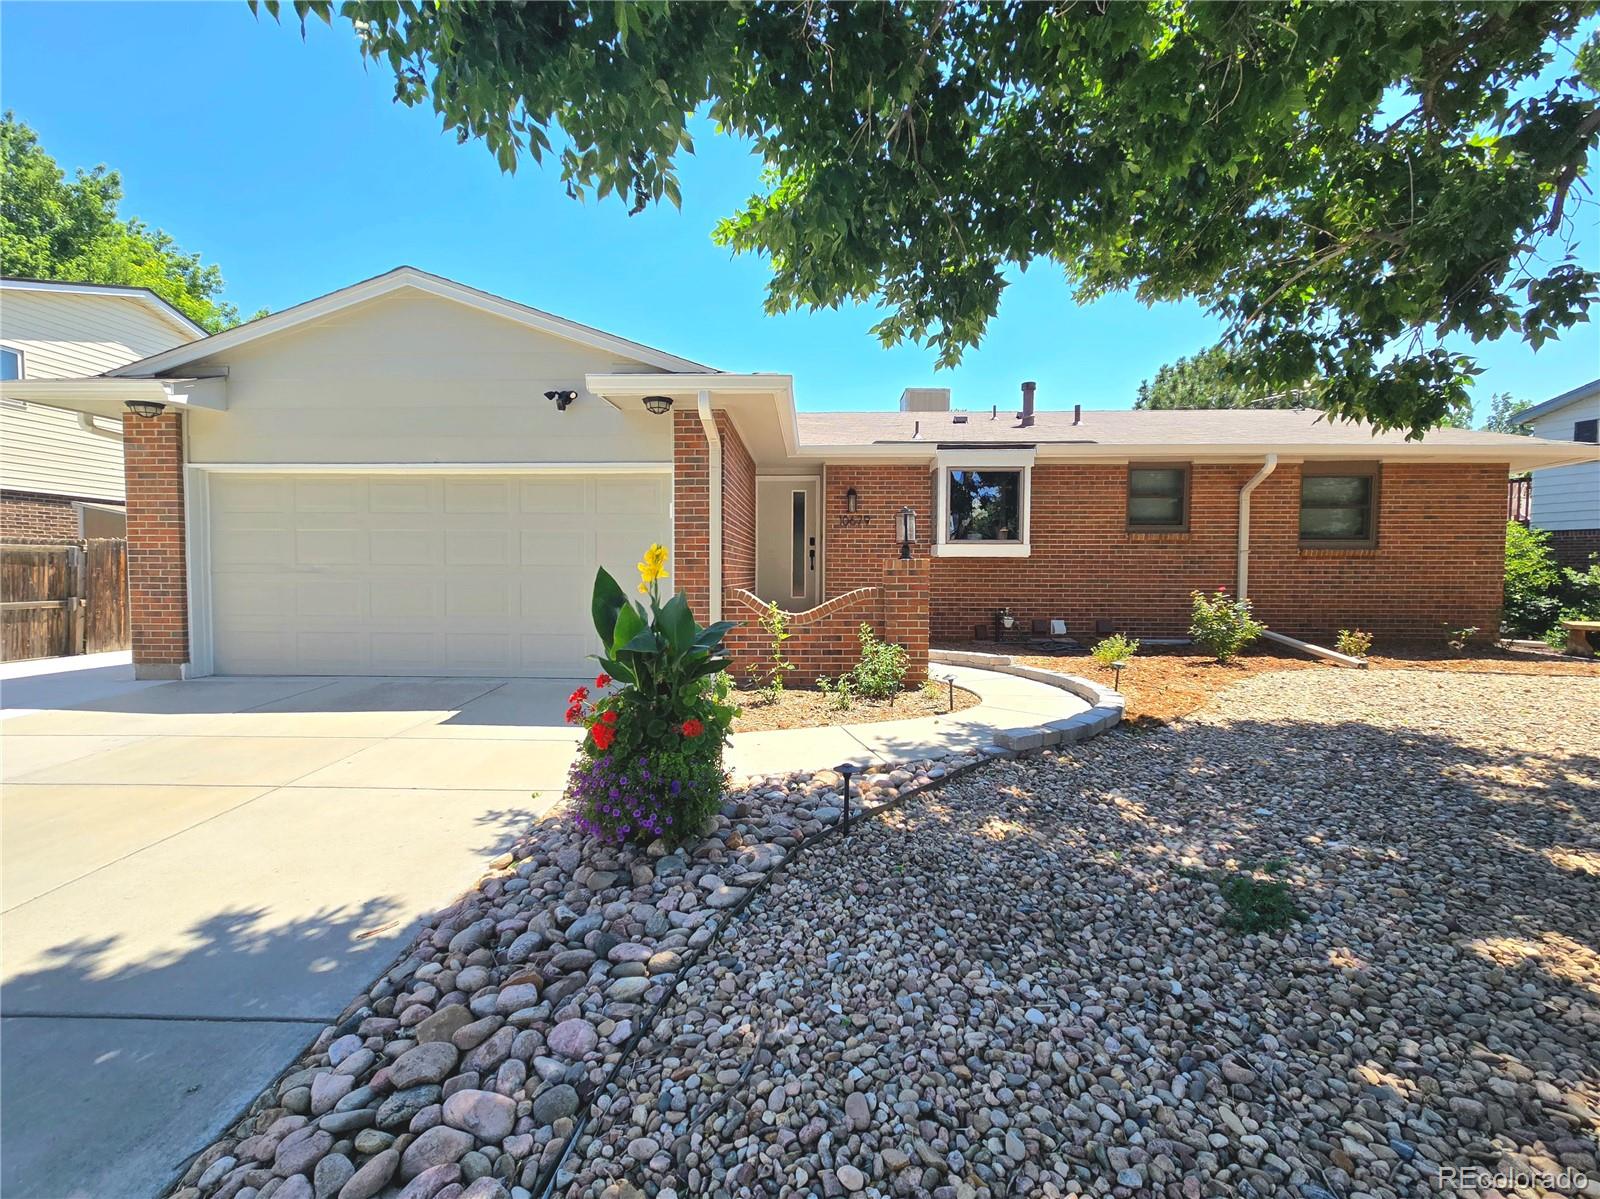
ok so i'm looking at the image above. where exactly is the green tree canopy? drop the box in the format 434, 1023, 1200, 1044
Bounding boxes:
1, 113, 249, 332
1135, 346, 1316, 411
1483, 391, 1536, 434
265, 1, 1599, 434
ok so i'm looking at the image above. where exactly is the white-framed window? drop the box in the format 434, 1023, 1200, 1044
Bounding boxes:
0, 345, 23, 381
933, 448, 1034, 557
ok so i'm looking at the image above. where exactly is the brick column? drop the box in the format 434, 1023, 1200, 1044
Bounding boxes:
123, 412, 189, 677
881, 556, 929, 683
671, 410, 711, 622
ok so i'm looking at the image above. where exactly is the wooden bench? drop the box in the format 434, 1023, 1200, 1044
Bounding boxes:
1560, 618, 1600, 656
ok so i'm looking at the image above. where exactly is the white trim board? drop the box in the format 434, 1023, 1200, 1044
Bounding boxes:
110, 267, 714, 379
186, 462, 672, 475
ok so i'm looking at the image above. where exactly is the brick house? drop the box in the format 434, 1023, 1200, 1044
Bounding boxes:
4, 267, 1593, 681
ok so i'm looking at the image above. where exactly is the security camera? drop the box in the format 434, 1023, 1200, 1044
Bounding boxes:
544, 389, 579, 412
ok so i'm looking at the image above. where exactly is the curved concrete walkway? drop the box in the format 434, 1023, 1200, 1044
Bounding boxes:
726, 663, 1100, 776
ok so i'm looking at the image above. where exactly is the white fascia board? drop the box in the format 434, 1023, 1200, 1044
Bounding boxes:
1515, 378, 1600, 425
586, 372, 801, 456
0, 376, 225, 418
186, 462, 672, 474
109, 267, 713, 378
935, 446, 1038, 468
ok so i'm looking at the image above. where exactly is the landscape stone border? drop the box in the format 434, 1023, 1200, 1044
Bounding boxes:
931, 649, 1125, 750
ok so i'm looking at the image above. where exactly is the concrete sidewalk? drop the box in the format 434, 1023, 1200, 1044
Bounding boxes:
725, 663, 1093, 776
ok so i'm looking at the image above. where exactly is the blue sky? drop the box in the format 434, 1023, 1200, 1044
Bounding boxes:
3, 2, 1596, 418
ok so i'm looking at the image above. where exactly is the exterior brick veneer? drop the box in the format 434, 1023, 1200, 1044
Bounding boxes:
1549, 528, 1600, 570
674, 409, 758, 620
123, 412, 189, 675
823, 460, 1507, 644
0, 490, 82, 540
724, 585, 883, 685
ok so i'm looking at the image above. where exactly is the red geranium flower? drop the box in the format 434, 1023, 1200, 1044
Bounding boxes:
564, 703, 582, 724
591, 722, 616, 751
568, 685, 589, 706
600, 709, 618, 725
594, 673, 611, 689
680, 718, 704, 738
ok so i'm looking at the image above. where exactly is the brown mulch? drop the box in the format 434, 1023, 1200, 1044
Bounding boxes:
942, 639, 1598, 726
729, 682, 980, 733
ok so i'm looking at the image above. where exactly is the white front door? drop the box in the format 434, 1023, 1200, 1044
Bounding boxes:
204, 471, 669, 676
755, 477, 820, 609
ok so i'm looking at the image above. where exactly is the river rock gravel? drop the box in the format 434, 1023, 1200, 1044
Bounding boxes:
563, 670, 1600, 1199
166, 752, 982, 1199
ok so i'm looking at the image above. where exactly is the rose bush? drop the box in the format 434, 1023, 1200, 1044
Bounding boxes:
563, 544, 738, 845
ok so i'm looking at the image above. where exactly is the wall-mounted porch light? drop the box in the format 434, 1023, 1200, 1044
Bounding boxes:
545, 389, 578, 412
897, 506, 916, 559
125, 399, 167, 420
845, 487, 859, 514
642, 395, 674, 416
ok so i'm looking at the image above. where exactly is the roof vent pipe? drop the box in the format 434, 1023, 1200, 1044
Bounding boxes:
1073, 403, 1082, 426
1019, 381, 1036, 428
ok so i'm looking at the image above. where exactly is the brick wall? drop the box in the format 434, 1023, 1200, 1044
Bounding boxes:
822, 464, 933, 595
921, 461, 1507, 644
122, 412, 189, 675
0, 490, 82, 540
881, 556, 930, 681
720, 412, 756, 594
1549, 528, 1600, 570
723, 586, 883, 686
674, 409, 758, 622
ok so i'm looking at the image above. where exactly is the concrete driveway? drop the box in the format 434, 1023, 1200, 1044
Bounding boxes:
0, 659, 583, 1198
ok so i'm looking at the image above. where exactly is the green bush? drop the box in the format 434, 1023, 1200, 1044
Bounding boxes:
1504, 521, 1562, 636
815, 673, 855, 711
1218, 872, 1306, 934
1335, 628, 1373, 658
1188, 588, 1265, 662
846, 623, 908, 699
1090, 632, 1140, 667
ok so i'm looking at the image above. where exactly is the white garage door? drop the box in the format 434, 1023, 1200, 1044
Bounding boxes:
206, 472, 669, 676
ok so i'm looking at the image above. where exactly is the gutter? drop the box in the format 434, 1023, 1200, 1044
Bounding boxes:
1236, 454, 1278, 599
695, 390, 722, 623
77, 413, 121, 440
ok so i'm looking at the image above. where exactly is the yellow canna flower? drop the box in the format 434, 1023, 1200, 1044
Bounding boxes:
636, 543, 670, 594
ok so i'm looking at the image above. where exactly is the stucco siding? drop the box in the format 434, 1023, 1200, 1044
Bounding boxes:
185, 292, 674, 465
1528, 393, 1599, 532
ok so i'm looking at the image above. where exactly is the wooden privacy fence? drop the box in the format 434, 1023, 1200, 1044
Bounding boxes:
1, 540, 130, 661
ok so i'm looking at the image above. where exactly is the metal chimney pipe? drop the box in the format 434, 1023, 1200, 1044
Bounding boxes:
1073, 403, 1082, 426
1020, 381, 1036, 427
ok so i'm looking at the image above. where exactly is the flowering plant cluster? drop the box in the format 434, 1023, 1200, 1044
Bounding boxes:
563, 544, 738, 845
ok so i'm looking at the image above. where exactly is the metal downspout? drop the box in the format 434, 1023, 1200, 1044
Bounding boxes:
1236, 454, 1278, 600
695, 390, 722, 623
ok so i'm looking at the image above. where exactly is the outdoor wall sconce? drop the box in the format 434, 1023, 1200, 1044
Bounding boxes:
845, 487, 859, 513
897, 506, 916, 559
545, 389, 578, 412
642, 395, 674, 416
125, 399, 167, 420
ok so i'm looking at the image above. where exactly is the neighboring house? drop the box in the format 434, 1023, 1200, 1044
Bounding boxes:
0, 278, 204, 540
1517, 378, 1599, 568
3, 267, 1593, 681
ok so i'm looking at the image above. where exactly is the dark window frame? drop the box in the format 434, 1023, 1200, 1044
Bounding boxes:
1126, 462, 1191, 532
945, 467, 1025, 544
1575, 418, 1598, 444
1299, 461, 1381, 549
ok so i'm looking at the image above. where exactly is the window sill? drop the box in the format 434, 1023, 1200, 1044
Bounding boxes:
1127, 528, 1189, 539
1299, 542, 1379, 555
933, 541, 1031, 558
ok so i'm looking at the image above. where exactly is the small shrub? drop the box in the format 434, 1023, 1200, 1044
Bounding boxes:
1217, 872, 1306, 934
1443, 624, 1480, 653
1335, 628, 1373, 658
1188, 588, 1265, 662
816, 674, 855, 711
755, 602, 794, 702
1090, 632, 1140, 667
845, 623, 908, 699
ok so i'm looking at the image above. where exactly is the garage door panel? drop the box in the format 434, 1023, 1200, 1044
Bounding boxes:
295, 479, 364, 512
208, 472, 667, 676
369, 481, 437, 512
